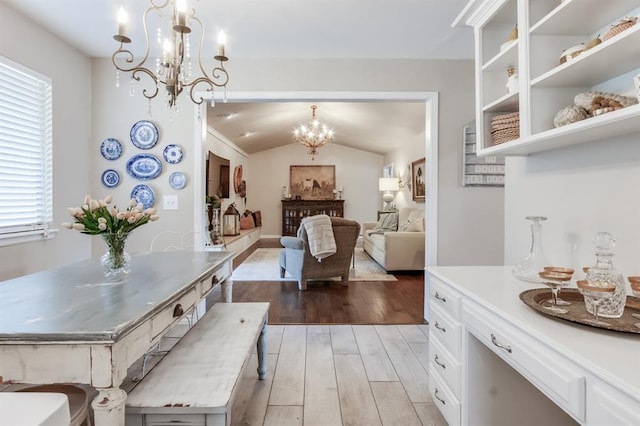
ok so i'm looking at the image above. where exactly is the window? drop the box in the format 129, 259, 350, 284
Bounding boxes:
0, 55, 53, 246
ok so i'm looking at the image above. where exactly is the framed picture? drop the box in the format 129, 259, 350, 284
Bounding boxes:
290, 165, 336, 200
383, 163, 394, 178
412, 158, 426, 201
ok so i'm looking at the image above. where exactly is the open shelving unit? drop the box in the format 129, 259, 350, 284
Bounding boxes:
466, 0, 640, 157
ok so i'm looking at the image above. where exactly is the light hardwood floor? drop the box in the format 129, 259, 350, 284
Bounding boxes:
231, 324, 447, 426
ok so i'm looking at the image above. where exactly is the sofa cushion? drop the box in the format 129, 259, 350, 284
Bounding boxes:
373, 212, 398, 232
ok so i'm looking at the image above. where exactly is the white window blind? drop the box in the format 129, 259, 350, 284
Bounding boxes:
0, 55, 53, 244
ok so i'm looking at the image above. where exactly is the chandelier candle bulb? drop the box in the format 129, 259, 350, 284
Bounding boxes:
117, 6, 127, 37
175, 0, 187, 28
217, 31, 227, 59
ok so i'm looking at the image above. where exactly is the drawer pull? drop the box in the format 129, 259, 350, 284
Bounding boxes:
211, 275, 219, 285
434, 388, 446, 405
434, 354, 446, 370
491, 333, 512, 353
434, 291, 447, 303
434, 321, 446, 333
173, 304, 184, 318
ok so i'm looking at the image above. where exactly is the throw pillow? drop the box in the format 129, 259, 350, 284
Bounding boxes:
239, 214, 255, 230
252, 210, 262, 226
374, 212, 398, 232
398, 218, 423, 232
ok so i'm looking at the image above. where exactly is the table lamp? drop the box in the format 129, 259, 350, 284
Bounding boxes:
378, 177, 399, 210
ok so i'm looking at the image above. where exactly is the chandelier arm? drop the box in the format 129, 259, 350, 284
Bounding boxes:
188, 77, 214, 105
131, 67, 160, 100
192, 15, 210, 78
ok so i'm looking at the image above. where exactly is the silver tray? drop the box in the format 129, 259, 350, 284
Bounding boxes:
519, 288, 640, 334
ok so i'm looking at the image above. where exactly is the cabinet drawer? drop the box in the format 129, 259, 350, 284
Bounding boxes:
587, 379, 640, 425
429, 336, 461, 398
429, 304, 461, 359
429, 368, 461, 426
151, 289, 197, 339
429, 276, 461, 319
197, 264, 230, 298
462, 300, 586, 423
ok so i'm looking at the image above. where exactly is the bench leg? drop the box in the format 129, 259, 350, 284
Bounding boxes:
256, 321, 267, 380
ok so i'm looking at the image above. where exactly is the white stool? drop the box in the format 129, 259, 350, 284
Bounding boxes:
17, 384, 91, 426
0, 392, 71, 426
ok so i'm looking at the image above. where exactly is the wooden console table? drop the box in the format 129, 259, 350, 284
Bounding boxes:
281, 199, 344, 236
426, 266, 640, 425
0, 251, 233, 426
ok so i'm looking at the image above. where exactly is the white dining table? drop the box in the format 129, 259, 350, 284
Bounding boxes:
0, 251, 234, 426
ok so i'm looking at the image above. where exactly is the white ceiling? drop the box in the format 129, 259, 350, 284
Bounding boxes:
4, 0, 474, 155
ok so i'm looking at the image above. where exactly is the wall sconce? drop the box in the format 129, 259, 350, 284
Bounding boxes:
379, 177, 399, 210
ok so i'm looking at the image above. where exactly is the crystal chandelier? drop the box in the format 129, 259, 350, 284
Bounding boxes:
293, 105, 335, 160
112, 0, 229, 110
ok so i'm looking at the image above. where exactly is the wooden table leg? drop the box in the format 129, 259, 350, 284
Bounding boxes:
256, 321, 267, 380
222, 280, 233, 303
91, 387, 127, 426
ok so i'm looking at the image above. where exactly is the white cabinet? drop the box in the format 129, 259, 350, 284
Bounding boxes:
457, 0, 640, 156
426, 266, 640, 426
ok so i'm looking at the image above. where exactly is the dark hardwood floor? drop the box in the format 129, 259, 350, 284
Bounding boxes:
230, 238, 426, 325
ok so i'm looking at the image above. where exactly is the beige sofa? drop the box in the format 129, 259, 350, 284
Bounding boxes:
362, 207, 425, 271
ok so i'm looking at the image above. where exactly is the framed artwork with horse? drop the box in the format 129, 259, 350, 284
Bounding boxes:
289, 165, 336, 200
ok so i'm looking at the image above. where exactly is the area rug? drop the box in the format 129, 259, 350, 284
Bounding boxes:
231, 248, 396, 282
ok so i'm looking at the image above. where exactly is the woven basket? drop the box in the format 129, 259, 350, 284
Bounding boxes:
491, 127, 519, 146
603, 17, 637, 41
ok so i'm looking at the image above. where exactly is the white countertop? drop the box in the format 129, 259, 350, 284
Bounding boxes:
427, 266, 640, 401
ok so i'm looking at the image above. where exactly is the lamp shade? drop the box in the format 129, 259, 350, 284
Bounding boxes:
378, 177, 400, 192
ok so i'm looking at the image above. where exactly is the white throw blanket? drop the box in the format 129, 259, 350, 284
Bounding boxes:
301, 214, 336, 261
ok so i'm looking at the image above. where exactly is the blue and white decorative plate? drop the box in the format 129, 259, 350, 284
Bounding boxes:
126, 153, 162, 180
130, 120, 159, 149
163, 144, 183, 164
101, 169, 120, 188
130, 184, 155, 209
100, 138, 122, 160
169, 172, 186, 190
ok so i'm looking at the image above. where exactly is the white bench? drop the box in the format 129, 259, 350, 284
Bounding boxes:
125, 302, 269, 426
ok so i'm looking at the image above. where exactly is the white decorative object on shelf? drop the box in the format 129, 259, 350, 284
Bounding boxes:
634, 74, 640, 102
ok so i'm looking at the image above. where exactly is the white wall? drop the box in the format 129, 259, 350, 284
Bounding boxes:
249, 142, 383, 236
1, 43, 504, 275
0, 4, 92, 280
204, 128, 250, 226
505, 132, 640, 277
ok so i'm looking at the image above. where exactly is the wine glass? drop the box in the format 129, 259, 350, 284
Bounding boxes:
628, 277, 640, 328
576, 280, 615, 326
543, 266, 574, 306
538, 271, 572, 314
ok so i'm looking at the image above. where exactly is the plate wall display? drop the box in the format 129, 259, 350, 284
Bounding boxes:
101, 169, 120, 188
130, 184, 155, 209
126, 153, 162, 180
169, 171, 186, 190
163, 144, 183, 164
100, 138, 122, 160
130, 120, 159, 149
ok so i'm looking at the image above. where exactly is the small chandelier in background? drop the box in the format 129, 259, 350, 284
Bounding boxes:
293, 105, 335, 160
112, 0, 229, 110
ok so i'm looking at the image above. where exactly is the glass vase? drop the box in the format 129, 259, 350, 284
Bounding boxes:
584, 232, 626, 318
512, 216, 550, 283
100, 232, 131, 280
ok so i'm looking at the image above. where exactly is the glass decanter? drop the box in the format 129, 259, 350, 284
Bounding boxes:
513, 216, 550, 283
584, 232, 626, 318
